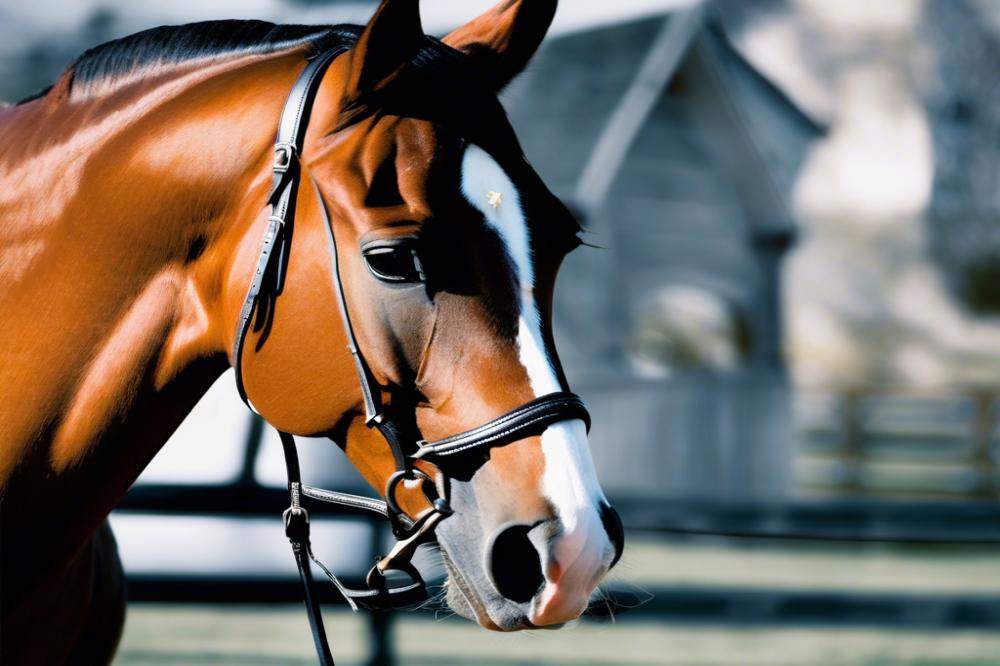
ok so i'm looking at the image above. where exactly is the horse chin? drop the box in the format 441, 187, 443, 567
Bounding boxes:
438, 542, 533, 632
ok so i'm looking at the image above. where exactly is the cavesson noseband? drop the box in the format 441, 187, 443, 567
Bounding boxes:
232, 41, 590, 666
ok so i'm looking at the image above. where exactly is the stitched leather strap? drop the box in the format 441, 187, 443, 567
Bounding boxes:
301, 485, 399, 524
413, 392, 590, 461
233, 45, 348, 408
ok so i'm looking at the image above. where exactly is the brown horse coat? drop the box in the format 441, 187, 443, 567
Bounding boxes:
0, 2, 618, 661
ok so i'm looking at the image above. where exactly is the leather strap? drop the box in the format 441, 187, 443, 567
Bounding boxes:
281, 433, 428, 613
301, 485, 404, 525
414, 392, 590, 461
232, 45, 355, 666
280, 433, 336, 666
311, 176, 383, 424
232, 211, 285, 409
233, 45, 349, 407
231, 36, 596, 666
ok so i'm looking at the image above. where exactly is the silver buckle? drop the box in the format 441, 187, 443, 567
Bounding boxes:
274, 142, 296, 173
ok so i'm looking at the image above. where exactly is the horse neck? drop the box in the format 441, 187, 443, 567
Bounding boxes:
0, 51, 310, 546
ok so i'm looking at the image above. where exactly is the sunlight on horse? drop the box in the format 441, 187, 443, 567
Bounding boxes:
0, 1, 623, 663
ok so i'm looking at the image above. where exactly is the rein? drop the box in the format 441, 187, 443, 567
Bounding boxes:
232, 45, 590, 666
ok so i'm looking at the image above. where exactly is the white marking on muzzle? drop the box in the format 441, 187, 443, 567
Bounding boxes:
460, 146, 610, 603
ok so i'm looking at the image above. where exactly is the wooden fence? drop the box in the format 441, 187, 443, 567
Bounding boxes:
795, 390, 1000, 499
578, 370, 794, 501
579, 375, 999, 501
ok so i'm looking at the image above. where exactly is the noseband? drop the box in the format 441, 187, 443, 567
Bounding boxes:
231, 43, 590, 665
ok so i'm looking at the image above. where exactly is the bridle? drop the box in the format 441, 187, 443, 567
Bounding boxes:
231, 42, 591, 665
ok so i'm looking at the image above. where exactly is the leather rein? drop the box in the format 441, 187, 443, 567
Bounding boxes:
231, 44, 590, 665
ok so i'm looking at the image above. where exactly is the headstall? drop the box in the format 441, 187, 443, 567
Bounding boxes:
231, 40, 591, 665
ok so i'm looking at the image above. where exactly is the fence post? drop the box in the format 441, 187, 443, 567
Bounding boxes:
841, 391, 864, 494
971, 391, 998, 499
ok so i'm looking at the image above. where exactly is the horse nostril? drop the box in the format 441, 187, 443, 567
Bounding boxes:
599, 502, 625, 568
486, 523, 545, 603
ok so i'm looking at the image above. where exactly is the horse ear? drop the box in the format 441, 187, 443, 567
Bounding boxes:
346, 0, 425, 96
443, 0, 557, 91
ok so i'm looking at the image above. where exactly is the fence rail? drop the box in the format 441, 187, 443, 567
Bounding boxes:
795, 390, 1000, 499
614, 496, 1000, 544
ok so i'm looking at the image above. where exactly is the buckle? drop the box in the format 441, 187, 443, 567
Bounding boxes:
413, 440, 430, 459
283, 506, 310, 543
274, 143, 296, 173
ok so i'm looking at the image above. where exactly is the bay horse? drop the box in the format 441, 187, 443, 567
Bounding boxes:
0, 1, 623, 663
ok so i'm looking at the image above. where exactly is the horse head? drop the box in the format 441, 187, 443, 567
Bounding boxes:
232, 0, 623, 630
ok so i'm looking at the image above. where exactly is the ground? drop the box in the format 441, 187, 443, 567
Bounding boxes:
116, 607, 1000, 666
115, 536, 1000, 665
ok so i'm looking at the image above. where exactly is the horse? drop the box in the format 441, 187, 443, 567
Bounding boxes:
0, 1, 623, 663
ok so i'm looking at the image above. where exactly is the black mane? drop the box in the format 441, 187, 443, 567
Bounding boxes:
22, 20, 363, 103
15, 18, 506, 151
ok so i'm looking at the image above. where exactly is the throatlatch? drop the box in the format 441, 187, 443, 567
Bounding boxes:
232, 40, 592, 666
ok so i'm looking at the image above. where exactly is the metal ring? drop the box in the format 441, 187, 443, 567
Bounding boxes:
384, 468, 435, 519
366, 558, 423, 592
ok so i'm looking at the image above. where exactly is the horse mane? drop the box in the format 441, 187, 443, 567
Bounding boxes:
15, 18, 495, 113
15, 18, 509, 153
17, 20, 363, 104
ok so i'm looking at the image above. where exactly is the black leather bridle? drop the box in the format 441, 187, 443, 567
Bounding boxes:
231, 44, 591, 665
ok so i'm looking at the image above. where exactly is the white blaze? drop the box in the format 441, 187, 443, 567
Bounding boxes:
460, 145, 608, 567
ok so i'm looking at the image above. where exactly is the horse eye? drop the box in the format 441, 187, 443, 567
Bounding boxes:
363, 244, 425, 283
